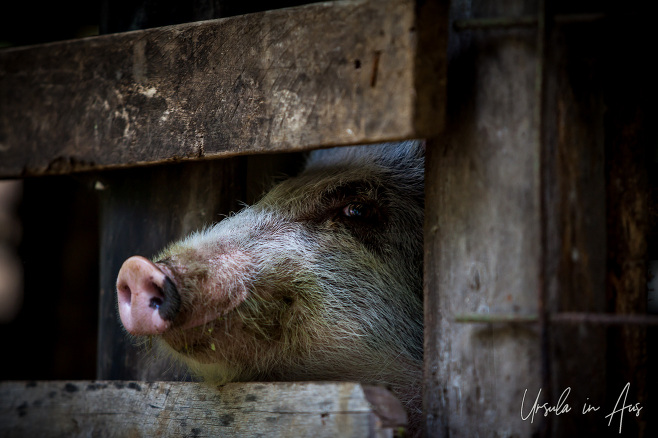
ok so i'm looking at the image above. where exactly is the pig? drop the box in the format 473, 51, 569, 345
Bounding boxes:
116, 141, 425, 433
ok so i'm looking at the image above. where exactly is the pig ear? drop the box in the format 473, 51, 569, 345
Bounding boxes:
398, 140, 425, 159
416, 140, 426, 156
306, 141, 425, 170
373, 141, 425, 171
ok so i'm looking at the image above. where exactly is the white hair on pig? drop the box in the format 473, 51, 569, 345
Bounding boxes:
117, 141, 425, 434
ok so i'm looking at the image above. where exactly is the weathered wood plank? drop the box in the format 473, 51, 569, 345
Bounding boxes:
604, 6, 652, 435
0, 0, 444, 178
425, 1, 652, 436
541, 15, 608, 436
0, 381, 406, 437
424, 0, 542, 435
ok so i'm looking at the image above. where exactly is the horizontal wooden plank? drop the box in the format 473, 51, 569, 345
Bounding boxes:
0, 381, 407, 437
0, 0, 444, 177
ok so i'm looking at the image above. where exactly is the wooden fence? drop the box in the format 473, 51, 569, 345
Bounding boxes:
1, 0, 655, 436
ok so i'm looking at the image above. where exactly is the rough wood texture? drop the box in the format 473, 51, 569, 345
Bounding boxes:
0, 381, 407, 437
425, 1, 653, 436
0, 0, 444, 178
541, 13, 608, 437
424, 0, 542, 435
604, 4, 652, 435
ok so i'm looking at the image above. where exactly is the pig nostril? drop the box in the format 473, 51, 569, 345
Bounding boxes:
146, 279, 166, 311
116, 255, 181, 334
149, 297, 164, 310
118, 284, 132, 306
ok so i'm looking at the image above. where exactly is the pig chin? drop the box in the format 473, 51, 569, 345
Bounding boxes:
156, 289, 249, 365
160, 323, 226, 364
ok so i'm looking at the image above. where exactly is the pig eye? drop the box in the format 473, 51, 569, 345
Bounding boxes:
343, 203, 372, 219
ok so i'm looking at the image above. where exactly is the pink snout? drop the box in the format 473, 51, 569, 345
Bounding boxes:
116, 256, 180, 335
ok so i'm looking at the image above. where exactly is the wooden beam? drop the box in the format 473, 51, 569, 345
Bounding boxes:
0, 0, 444, 178
0, 381, 407, 437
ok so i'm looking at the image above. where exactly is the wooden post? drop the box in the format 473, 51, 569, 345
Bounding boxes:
424, 1, 652, 436
424, 2, 544, 434
603, 4, 653, 435
541, 11, 608, 436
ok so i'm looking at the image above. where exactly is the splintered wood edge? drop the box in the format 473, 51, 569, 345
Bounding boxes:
0, 381, 407, 437
0, 0, 445, 177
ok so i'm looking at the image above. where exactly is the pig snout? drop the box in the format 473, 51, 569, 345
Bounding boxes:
116, 256, 181, 335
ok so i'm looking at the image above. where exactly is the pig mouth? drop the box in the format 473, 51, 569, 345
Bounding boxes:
117, 253, 291, 363
156, 258, 252, 327
116, 255, 247, 338
154, 299, 238, 363
161, 322, 225, 360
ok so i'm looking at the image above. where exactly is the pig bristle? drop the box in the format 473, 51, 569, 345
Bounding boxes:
140, 141, 424, 433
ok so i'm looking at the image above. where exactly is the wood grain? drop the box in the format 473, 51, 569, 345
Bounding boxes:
0, 381, 407, 437
424, 0, 542, 435
0, 0, 444, 178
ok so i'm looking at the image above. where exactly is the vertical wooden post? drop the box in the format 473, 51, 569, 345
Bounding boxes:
603, 4, 653, 436
425, 1, 652, 436
541, 13, 608, 437
425, 0, 543, 435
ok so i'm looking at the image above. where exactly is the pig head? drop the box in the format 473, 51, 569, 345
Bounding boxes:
116, 142, 424, 412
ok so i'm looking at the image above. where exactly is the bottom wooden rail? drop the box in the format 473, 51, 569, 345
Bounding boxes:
0, 380, 406, 438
